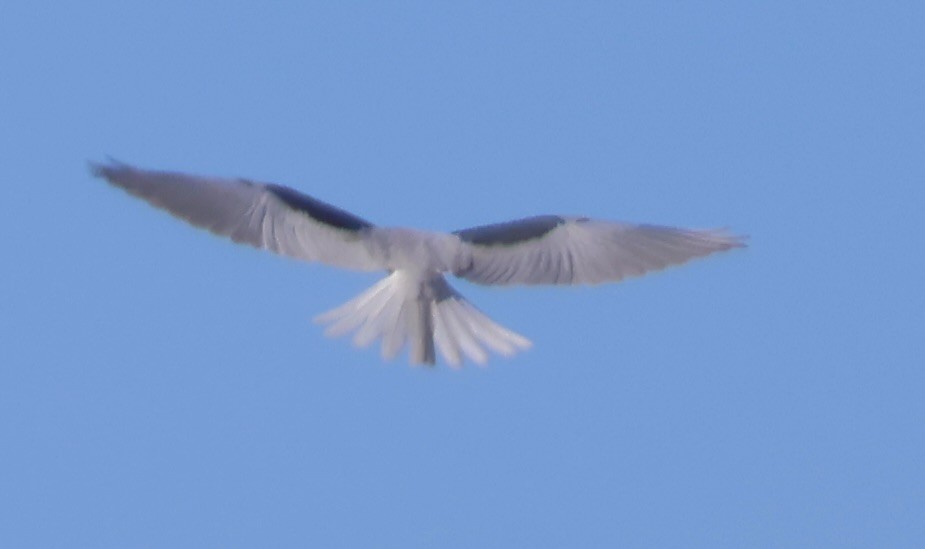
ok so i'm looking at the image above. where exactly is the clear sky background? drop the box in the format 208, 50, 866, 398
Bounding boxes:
2, 2, 923, 547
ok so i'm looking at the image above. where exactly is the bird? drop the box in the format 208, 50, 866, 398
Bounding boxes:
91, 160, 746, 367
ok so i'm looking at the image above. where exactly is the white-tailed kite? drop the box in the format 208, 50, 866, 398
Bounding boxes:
92, 160, 745, 367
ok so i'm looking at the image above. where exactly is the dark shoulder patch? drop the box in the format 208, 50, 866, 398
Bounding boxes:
454, 215, 566, 246
265, 184, 374, 232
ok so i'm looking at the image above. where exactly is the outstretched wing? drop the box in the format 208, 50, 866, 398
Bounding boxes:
92, 160, 383, 271
453, 215, 745, 286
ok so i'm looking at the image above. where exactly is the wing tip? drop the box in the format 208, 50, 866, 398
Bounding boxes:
692, 227, 748, 250
716, 228, 749, 249
88, 156, 130, 181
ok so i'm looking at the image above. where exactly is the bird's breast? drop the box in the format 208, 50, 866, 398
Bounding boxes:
368, 227, 462, 274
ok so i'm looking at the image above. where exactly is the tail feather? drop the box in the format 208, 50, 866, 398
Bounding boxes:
381, 301, 406, 360
465, 301, 515, 354
315, 276, 392, 337
432, 305, 462, 367
353, 280, 402, 348
314, 271, 531, 366
434, 291, 531, 365
407, 299, 436, 365
440, 299, 488, 365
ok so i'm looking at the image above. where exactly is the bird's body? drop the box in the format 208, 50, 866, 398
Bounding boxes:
92, 160, 745, 367
366, 227, 463, 275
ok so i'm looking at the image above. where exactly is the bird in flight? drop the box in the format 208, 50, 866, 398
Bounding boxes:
92, 160, 745, 367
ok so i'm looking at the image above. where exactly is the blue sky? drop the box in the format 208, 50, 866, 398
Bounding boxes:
2, 2, 923, 547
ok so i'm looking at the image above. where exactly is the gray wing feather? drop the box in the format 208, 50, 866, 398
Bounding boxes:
453, 217, 745, 286
91, 161, 382, 271
454, 215, 567, 245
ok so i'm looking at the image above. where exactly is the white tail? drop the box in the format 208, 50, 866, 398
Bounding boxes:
314, 271, 532, 367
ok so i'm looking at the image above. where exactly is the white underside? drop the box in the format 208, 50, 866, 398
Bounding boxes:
314, 271, 532, 367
